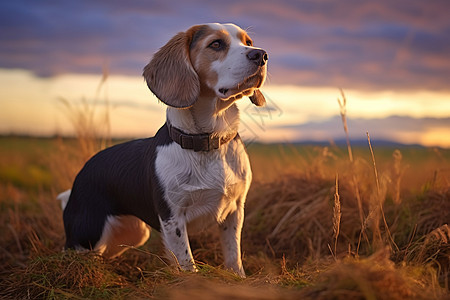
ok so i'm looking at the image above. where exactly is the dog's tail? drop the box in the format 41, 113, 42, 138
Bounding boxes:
57, 189, 71, 211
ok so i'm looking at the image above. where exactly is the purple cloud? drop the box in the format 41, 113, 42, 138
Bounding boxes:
1, 0, 449, 90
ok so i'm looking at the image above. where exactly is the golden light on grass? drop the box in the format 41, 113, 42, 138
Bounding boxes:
332, 173, 341, 257
0, 82, 449, 298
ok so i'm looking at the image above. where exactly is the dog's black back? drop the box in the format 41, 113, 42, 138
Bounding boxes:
63, 124, 172, 250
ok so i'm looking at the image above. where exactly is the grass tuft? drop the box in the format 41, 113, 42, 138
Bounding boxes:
2, 251, 127, 299
302, 249, 444, 300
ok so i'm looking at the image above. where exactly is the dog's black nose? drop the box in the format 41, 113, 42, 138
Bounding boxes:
247, 49, 268, 67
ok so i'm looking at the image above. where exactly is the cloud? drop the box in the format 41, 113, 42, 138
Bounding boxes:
276, 115, 450, 147
1, 0, 450, 91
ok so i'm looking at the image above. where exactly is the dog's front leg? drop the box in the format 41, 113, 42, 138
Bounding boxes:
160, 217, 197, 272
219, 202, 245, 278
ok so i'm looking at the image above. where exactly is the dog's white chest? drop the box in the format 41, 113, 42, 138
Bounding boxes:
155, 139, 251, 224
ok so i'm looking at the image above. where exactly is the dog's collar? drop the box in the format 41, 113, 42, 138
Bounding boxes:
167, 123, 237, 152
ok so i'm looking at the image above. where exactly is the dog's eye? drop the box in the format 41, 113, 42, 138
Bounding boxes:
246, 40, 253, 46
209, 40, 223, 50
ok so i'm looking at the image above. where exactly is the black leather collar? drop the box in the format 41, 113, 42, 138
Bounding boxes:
167, 123, 237, 152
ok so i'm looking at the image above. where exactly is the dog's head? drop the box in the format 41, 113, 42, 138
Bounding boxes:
143, 23, 268, 108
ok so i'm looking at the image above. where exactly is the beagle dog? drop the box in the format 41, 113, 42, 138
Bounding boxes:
59, 23, 267, 277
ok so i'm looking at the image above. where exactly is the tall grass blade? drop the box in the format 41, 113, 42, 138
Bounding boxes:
337, 89, 367, 254
366, 131, 399, 251
333, 173, 341, 255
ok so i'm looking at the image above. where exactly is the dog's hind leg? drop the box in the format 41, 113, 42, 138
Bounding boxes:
95, 215, 151, 258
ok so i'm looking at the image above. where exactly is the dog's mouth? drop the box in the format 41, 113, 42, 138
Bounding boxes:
217, 69, 266, 100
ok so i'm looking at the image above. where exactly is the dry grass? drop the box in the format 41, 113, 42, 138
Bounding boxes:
300, 249, 443, 300
332, 174, 341, 256
0, 87, 449, 299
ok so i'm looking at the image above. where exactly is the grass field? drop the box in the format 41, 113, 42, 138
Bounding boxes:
0, 132, 449, 299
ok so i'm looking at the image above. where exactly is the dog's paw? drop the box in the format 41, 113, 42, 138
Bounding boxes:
235, 267, 246, 278
179, 262, 198, 273
226, 264, 246, 278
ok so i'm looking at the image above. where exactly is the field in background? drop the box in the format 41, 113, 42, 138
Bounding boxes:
0, 134, 449, 299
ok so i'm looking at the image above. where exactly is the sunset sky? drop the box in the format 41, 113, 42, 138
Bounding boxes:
1, 0, 449, 147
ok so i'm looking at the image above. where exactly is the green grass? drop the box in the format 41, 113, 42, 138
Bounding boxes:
0, 136, 54, 190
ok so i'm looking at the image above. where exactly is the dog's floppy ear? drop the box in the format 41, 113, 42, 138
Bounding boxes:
249, 89, 266, 106
143, 30, 200, 108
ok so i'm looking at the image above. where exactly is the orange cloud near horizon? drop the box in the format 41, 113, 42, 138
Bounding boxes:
0, 69, 449, 148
